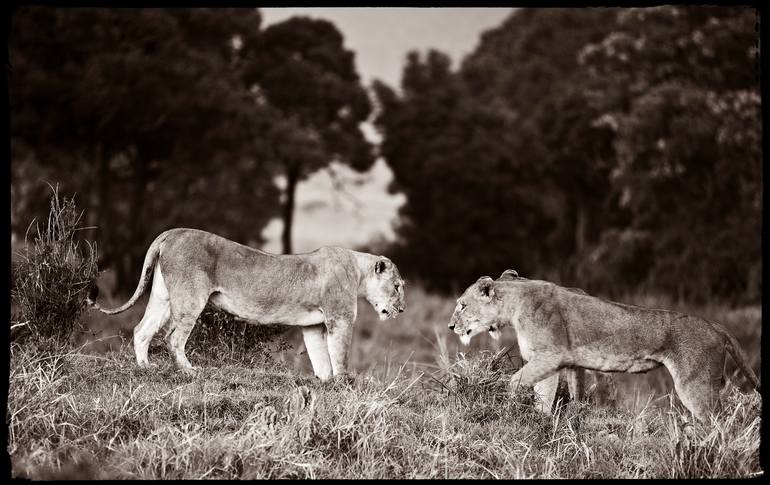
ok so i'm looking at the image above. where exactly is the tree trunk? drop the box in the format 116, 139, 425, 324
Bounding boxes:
96, 145, 111, 269
575, 201, 589, 255
281, 166, 300, 254
117, 155, 148, 293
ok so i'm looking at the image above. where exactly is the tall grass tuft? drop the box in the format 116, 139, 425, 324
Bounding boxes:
12, 184, 98, 346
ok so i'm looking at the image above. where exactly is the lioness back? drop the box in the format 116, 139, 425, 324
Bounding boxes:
157, 228, 362, 322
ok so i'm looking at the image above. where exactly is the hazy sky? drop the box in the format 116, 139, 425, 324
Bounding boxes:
261, 8, 514, 88
259, 8, 513, 253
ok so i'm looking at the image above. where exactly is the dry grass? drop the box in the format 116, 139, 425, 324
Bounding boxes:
11, 185, 98, 344
8, 286, 762, 479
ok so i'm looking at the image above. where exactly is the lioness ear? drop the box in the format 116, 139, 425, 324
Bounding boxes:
497, 269, 519, 281
477, 277, 495, 299
375, 259, 387, 274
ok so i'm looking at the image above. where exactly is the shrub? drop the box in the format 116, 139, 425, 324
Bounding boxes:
186, 305, 293, 367
12, 184, 99, 346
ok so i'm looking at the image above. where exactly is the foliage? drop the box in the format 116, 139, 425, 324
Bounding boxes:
12, 186, 99, 345
374, 50, 552, 293
579, 6, 761, 301
10, 7, 280, 292
241, 16, 375, 253
375, 7, 760, 301
460, 7, 625, 273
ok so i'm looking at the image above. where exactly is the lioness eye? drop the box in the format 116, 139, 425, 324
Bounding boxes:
394, 283, 400, 291
460, 303, 467, 311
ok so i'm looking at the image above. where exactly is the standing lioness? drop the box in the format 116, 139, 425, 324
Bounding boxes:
88, 228, 406, 380
449, 270, 759, 420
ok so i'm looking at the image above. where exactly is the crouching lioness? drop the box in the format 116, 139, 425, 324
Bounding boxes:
88, 228, 406, 380
448, 270, 759, 420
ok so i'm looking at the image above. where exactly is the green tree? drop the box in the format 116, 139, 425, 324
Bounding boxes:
579, 6, 760, 300
10, 7, 280, 292
241, 17, 374, 254
461, 8, 623, 271
374, 50, 553, 293
375, 10, 621, 292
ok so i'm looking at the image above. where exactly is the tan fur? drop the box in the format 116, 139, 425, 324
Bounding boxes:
449, 270, 759, 420
88, 228, 406, 379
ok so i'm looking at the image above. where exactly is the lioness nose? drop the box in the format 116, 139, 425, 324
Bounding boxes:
466, 329, 472, 335
398, 308, 404, 313
448, 323, 455, 330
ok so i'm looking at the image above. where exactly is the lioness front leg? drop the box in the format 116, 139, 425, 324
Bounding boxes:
533, 374, 560, 415
326, 319, 354, 378
302, 325, 332, 381
566, 367, 585, 401
531, 368, 586, 415
509, 357, 559, 402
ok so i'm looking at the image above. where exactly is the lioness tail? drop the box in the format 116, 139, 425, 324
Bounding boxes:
86, 231, 169, 315
713, 321, 760, 391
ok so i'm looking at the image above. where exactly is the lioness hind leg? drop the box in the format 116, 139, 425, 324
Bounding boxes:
161, 315, 176, 356
134, 295, 170, 367
667, 353, 724, 421
165, 275, 210, 371
167, 316, 198, 371
133, 265, 171, 367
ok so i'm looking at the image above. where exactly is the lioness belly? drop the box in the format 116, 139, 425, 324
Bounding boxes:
208, 292, 325, 326
576, 350, 661, 374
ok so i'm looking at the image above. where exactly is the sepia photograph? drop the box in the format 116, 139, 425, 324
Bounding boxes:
7, 6, 762, 479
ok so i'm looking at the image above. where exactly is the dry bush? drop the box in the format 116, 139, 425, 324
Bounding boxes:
12, 185, 98, 346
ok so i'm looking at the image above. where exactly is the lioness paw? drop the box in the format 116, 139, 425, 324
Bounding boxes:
331, 373, 356, 389
178, 366, 199, 377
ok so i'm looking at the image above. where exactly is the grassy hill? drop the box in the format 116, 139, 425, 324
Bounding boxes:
8, 286, 762, 478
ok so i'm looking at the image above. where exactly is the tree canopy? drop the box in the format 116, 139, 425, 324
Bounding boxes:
241, 16, 374, 253
11, 8, 325, 291
375, 6, 760, 302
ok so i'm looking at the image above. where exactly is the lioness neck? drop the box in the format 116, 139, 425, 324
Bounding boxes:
493, 283, 528, 327
351, 250, 379, 298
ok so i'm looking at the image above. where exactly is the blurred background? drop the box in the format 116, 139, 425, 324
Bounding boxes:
9, 7, 761, 403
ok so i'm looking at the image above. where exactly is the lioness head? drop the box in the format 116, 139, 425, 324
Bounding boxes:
449, 276, 505, 345
365, 257, 406, 320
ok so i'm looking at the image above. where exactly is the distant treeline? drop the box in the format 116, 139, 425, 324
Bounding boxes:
374, 7, 760, 303
11, 7, 760, 303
